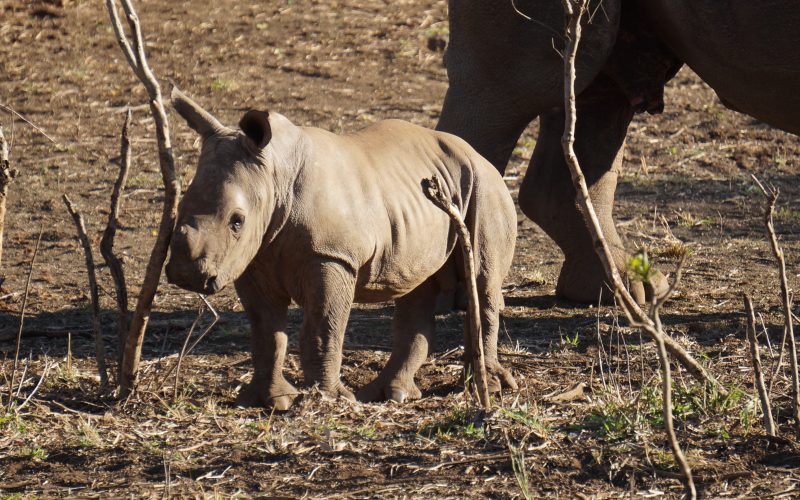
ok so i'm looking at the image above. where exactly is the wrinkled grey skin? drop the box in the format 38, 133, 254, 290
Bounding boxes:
165, 88, 518, 410
438, 0, 800, 303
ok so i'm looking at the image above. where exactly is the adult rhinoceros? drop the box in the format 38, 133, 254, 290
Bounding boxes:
437, 0, 800, 303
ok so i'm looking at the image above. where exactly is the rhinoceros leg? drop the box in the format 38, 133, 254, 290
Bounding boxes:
298, 261, 357, 401
356, 277, 439, 403
234, 272, 298, 410
519, 75, 667, 304
463, 273, 517, 393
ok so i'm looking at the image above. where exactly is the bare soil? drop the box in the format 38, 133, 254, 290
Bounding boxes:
1, 0, 800, 497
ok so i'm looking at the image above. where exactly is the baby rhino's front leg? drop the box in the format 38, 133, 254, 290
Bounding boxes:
299, 261, 357, 401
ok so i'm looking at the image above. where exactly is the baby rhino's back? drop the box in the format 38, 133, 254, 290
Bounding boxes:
297, 120, 508, 302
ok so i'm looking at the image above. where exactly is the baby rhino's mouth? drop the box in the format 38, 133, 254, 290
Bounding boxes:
165, 260, 224, 295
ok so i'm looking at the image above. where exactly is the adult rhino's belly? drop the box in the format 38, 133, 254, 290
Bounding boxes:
644, 0, 800, 134
353, 202, 454, 303
702, 70, 800, 135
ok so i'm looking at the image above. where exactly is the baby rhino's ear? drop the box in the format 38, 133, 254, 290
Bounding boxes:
239, 110, 272, 150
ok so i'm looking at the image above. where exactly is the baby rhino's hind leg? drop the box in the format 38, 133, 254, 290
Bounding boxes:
356, 277, 439, 403
464, 282, 518, 393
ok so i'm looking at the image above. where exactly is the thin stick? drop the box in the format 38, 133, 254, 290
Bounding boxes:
63, 194, 109, 387
752, 174, 800, 433
16, 356, 52, 413
152, 295, 219, 395
106, 0, 181, 396
0, 127, 18, 270
0, 104, 58, 145
560, 2, 695, 497
744, 293, 776, 436
769, 323, 788, 395
67, 332, 73, 376
6, 229, 42, 411
173, 304, 204, 400
100, 109, 132, 374
422, 174, 491, 410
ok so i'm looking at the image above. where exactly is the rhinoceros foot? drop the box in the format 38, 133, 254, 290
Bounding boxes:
556, 255, 669, 305
356, 377, 422, 404
235, 377, 299, 411
486, 362, 518, 393
317, 382, 356, 403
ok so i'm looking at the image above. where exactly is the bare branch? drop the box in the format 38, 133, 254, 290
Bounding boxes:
744, 293, 776, 436
752, 173, 800, 433
100, 110, 132, 374
105, 0, 181, 396
558, 0, 722, 395
63, 194, 109, 387
650, 318, 697, 499
104, 0, 139, 79
422, 174, 491, 410
560, 2, 695, 496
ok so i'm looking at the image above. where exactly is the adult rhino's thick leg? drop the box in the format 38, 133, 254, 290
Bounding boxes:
234, 271, 297, 410
519, 76, 666, 303
357, 277, 439, 403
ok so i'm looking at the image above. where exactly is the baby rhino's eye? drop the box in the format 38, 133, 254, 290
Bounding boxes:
229, 213, 245, 233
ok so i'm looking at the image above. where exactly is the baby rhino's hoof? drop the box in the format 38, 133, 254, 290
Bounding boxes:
357, 378, 422, 403
235, 378, 299, 410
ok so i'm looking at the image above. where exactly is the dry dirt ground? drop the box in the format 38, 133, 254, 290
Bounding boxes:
2, 0, 800, 498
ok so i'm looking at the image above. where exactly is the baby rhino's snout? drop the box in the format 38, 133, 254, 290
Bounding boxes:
166, 223, 221, 295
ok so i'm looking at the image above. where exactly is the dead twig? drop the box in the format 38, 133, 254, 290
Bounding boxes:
150, 295, 219, 396
100, 109, 132, 374
744, 293, 776, 436
106, 0, 181, 396
63, 194, 109, 387
0, 127, 18, 270
752, 174, 800, 433
560, 2, 695, 497
6, 229, 42, 412
0, 104, 58, 145
16, 356, 53, 413
422, 174, 491, 410
172, 304, 205, 400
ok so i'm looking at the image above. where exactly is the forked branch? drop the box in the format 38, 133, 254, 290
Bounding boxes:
100, 109, 132, 374
557, 0, 722, 396
560, 1, 695, 497
422, 174, 491, 410
752, 174, 800, 433
106, 0, 181, 395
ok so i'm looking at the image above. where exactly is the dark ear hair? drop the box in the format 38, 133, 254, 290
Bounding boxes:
239, 110, 272, 149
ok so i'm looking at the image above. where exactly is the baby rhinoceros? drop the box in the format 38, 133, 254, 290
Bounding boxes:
165, 88, 518, 410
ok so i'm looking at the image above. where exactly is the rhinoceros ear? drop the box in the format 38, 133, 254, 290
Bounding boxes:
238, 110, 272, 150
171, 86, 227, 138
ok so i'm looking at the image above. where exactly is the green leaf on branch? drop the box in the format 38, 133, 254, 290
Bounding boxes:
627, 249, 654, 283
